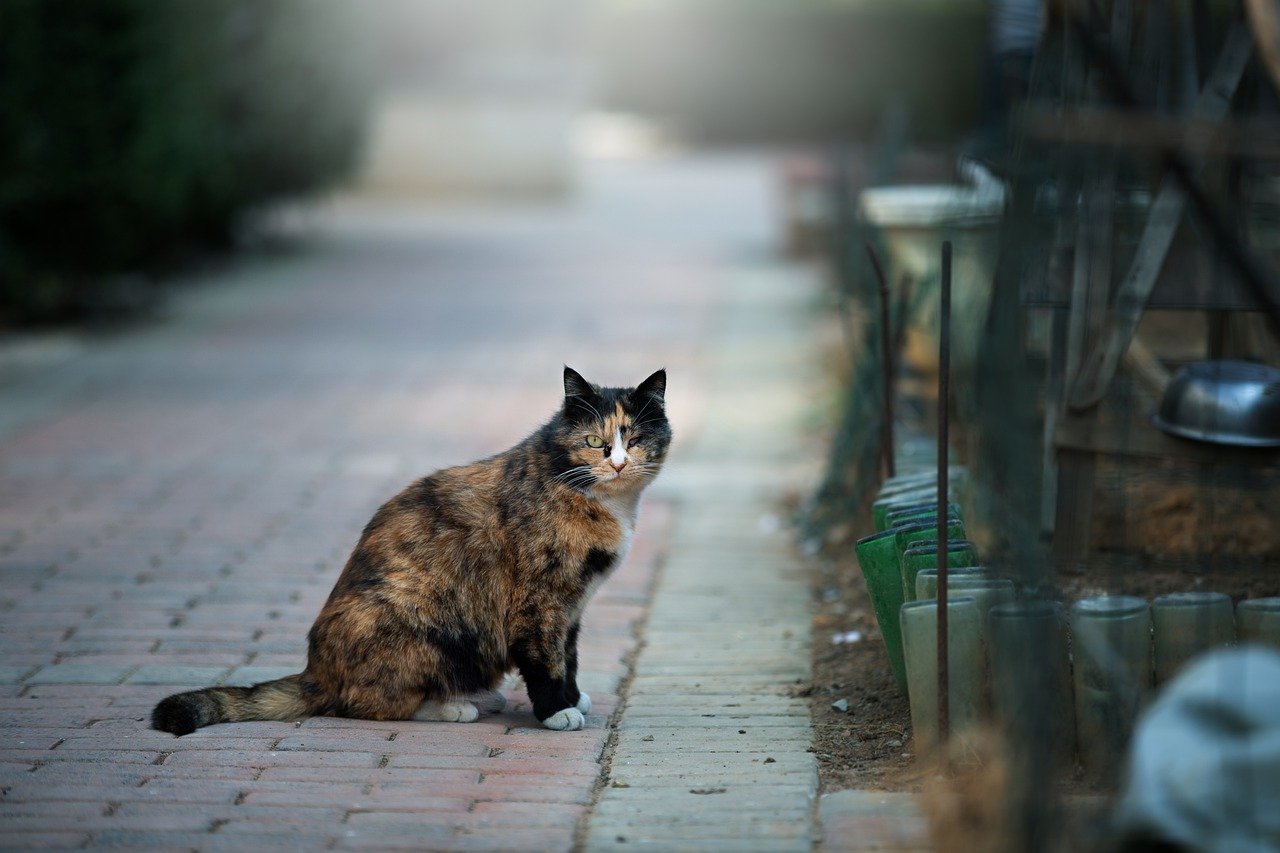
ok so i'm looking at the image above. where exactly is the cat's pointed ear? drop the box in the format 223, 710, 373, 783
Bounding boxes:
563, 366, 596, 400
635, 369, 666, 404
563, 366, 601, 423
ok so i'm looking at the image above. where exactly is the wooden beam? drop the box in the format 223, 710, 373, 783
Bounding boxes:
1020, 109, 1280, 158
1066, 23, 1254, 411
1021, 238, 1275, 311
1055, 410, 1280, 465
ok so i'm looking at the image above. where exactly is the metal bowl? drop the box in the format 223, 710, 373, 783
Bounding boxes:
1150, 360, 1280, 447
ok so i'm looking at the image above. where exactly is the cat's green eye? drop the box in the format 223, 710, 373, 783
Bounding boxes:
585, 435, 604, 448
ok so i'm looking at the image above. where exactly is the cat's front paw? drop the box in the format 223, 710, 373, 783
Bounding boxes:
412, 699, 480, 723
575, 692, 591, 714
541, 707, 585, 731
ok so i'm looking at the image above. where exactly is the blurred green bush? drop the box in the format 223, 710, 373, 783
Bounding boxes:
0, 0, 373, 322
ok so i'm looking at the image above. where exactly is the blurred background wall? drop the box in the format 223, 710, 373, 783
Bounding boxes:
589, 0, 984, 144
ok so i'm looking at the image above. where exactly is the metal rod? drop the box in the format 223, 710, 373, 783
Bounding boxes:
937, 240, 953, 750
867, 243, 896, 479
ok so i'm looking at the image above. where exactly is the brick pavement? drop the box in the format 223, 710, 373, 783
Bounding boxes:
0, 155, 842, 851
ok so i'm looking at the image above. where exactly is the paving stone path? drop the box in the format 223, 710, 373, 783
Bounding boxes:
583, 266, 820, 851
0, 155, 829, 851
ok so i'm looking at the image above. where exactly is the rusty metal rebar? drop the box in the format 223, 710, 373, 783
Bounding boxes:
866, 243, 896, 479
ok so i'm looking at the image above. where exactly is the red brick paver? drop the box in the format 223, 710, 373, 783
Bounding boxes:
0, 156, 778, 849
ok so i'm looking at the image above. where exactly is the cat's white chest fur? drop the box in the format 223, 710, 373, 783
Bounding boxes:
597, 491, 639, 563
577, 491, 639, 614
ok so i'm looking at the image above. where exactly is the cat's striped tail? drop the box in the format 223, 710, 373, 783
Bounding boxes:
151, 674, 307, 736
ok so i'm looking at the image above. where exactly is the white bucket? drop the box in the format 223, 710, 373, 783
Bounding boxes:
859, 179, 1004, 374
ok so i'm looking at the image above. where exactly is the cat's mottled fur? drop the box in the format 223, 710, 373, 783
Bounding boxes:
152, 367, 670, 735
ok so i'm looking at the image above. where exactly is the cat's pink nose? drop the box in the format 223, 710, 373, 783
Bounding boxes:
609, 459, 627, 473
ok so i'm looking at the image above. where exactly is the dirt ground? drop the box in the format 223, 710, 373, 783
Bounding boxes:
805, 545, 915, 792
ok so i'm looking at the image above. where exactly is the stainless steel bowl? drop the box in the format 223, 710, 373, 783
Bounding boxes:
1150, 360, 1280, 447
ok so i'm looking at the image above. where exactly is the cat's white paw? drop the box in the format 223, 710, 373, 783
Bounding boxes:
542, 707, 585, 731
464, 689, 507, 715
412, 699, 480, 723
575, 692, 591, 714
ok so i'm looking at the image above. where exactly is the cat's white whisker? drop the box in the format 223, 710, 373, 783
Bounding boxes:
555, 467, 602, 491
575, 396, 606, 424
632, 396, 657, 424
552, 465, 593, 485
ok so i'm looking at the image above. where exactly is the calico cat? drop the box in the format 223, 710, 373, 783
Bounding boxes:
152, 367, 670, 735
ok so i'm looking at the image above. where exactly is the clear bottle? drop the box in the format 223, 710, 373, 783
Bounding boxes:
1237, 597, 1280, 648
900, 596, 984, 759
1152, 592, 1235, 684
1071, 595, 1152, 785
914, 567, 993, 601
988, 601, 1075, 765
